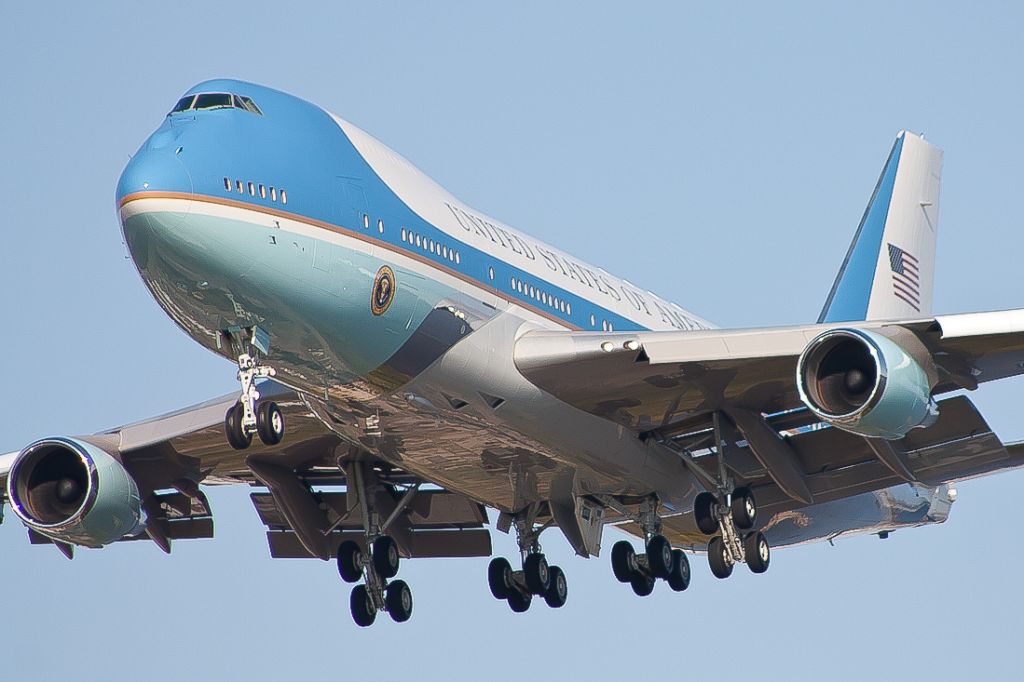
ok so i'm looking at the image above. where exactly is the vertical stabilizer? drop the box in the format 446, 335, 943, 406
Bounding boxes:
818, 131, 943, 323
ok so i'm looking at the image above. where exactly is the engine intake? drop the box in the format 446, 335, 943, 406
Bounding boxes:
7, 438, 145, 547
796, 328, 937, 439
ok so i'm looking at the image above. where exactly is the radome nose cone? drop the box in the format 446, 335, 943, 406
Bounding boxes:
116, 148, 193, 204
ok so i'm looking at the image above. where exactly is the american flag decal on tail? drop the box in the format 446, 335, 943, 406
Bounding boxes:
887, 243, 920, 311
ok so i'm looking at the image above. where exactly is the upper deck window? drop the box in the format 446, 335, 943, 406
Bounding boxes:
169, 92, 263, 116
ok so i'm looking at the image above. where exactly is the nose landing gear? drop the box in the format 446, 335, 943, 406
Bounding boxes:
222, 326, 284, 450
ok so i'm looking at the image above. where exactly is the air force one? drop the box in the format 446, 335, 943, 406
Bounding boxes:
4, 79, 1023, 626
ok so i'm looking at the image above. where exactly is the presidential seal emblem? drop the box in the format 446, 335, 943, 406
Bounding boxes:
371, 266, 397, 316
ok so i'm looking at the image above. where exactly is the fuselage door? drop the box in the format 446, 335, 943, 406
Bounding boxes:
334, 178, 367, 230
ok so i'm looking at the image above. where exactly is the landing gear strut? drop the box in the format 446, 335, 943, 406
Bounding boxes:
694, 413, 771, 578
336, 461, 414, 627
222, 326, 284, 450
608, 496, 691, 597
487, 504, 568, 613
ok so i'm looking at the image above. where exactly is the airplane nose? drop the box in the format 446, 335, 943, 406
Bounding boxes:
116, 147, 193, 204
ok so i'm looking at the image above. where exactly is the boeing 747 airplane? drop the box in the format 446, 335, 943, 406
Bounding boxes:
4, 80, 1023, 626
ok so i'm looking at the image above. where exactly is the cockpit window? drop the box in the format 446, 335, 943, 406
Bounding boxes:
234, 95, 263, 115
169, 92, 263, 116
193, 93, 233, 110
170, 95, 195, 113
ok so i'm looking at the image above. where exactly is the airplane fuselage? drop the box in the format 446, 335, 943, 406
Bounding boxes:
117, 79, 712, 516
116, 80, 949, 547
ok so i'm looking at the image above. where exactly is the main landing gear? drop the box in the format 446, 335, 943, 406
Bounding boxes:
694, 413, 770, 579
487, 504, 569, 613
609, 496, 691, 597
222, 327, 284, 450
337, 462, 414, 627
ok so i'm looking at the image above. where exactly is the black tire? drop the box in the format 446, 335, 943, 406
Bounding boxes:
731, 487, 756, 530
544, 566, 568, 608
256, 401, 284, 446
646, 534, 673, 580
336, 540, 362, 583
611, 540, 637, 583
667, 549, 691, 592
707, 536, 733, 579
507, 589, 532, 613
372, 536, 400, 579
694, 492, 718, 535
385, 579, 413, 623
523, 553, 550, 595
488, 557, 514, 600
224, 403, 251, 450
744, 531, 770, 574
350, 584, 376, 627
630, 572, 655, 597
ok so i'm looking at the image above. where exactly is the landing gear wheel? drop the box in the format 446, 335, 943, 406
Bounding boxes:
507, 589, 532, 613
224, 403, 251, 451
544, 566, 568, 608
744, 531, 770, 574
707, 536, 733, 579
731, 487, 756, 530
630, 572, 656, 597
646, 534, 673, 579
336, 540, 363, 583
488, 557, 514, 600
667, 549, 691, 592
350, 584, 376, 627
385, 579, 413, 623
255, 401, 284, 446
373, 536, 400, 579
694, 492, 718, 535
611, 540, 637, 583
523, 553, 550, 595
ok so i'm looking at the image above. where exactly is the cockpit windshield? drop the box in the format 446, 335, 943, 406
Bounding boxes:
170, 95, 195, 113
169, 92, 263, 116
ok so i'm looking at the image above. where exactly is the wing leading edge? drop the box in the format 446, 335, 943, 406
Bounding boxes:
513, 308, 1024, 511
514, 308, 1024, 433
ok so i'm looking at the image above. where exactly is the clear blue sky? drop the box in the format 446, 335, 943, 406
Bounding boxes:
2, 3, 1022, 679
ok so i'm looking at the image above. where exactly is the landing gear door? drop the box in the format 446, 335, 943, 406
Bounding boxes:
551, 496, 604, 558
576, 497, 605, 557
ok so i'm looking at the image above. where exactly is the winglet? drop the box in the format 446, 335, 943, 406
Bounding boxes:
819, 131, 943, 323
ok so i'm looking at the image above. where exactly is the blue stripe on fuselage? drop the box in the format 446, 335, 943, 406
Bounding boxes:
119, 79, 662, 334
818, 134, 904, 323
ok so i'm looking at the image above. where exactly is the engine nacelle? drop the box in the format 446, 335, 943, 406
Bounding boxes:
6, 437, 145, 547
796, 328, 938, 440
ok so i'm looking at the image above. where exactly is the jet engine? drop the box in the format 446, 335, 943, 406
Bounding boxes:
6, 437, 145, 547
796, 328, 938, 440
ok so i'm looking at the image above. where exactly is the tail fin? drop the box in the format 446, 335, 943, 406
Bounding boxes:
818, 131, 943, 323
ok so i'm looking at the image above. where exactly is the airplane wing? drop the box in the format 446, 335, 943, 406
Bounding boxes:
0, 381, 490, 560
515, 308, 1024, 432
514, 308, 1024, 545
